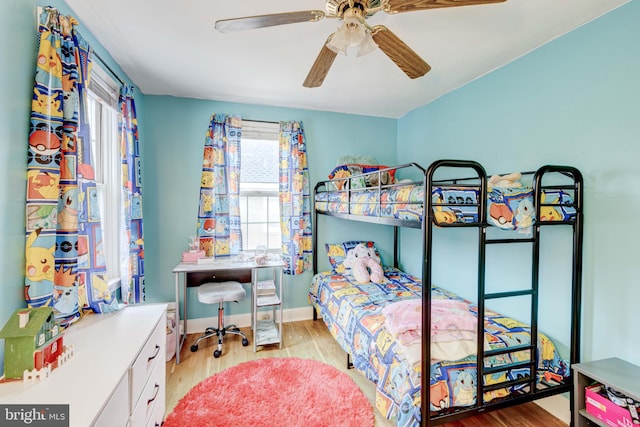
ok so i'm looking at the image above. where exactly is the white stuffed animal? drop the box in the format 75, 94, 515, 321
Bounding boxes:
343, 243, 384, 284
488, 172, 522, 188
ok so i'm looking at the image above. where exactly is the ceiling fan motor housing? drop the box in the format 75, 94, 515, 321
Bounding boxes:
326, 0, 383, 19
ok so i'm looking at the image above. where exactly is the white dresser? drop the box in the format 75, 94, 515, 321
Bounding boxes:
0, 304, 167, 427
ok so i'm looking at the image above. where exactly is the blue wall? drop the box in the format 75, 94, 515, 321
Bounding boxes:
142, 96, 397, 319
397, 1, 640, 364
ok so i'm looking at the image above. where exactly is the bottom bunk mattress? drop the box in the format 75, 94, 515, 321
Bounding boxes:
309, 269, 570, 427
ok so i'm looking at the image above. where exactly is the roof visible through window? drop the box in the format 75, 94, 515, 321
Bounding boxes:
240, 138, 278, 184
240, 120, 279, 192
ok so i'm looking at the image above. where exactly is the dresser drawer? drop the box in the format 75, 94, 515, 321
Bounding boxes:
130, 360, 165, 427
146, 379, 166, 427
93, 372, 129, 427
130, 317, 165, 411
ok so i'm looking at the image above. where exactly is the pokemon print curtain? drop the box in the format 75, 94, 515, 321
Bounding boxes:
26, 7, 119, 326
278, 121, 313, 275
119, 86, 144, 304
197, 114, 243, 257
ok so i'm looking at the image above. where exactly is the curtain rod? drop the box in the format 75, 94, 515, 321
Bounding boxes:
92, 50, 125, 87
245, 119, 279, 124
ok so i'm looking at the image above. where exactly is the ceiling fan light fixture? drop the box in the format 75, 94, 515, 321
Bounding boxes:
326, 16, 372, 56
344, 15, 367, 47
326, 26, 349, 54
356, 30, 377, 57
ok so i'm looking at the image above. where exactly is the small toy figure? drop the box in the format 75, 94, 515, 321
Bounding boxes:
188, 236, 199, 251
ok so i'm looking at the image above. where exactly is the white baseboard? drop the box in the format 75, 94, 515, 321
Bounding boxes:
181, 306, 314, 334
534, 394, 570, 425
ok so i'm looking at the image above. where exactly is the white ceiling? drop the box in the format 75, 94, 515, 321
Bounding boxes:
65, 0, 628, 118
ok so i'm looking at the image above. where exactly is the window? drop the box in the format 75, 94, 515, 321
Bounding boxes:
239, 121, 281, 252
86, 64, 122, 288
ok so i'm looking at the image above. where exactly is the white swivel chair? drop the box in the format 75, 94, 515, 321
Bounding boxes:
190, 281, 249, 358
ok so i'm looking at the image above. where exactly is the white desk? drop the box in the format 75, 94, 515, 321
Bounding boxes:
172, 259, 285, 364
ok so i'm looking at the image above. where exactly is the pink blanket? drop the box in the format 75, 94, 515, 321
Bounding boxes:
382, 298, 477, 345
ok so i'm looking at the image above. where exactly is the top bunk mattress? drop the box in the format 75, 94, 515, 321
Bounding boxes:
314, 183, 576, 231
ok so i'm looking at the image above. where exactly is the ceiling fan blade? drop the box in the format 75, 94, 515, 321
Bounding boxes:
303, 36, 338, 88
215, 10, 325, 33
385, 0, 506, 14
371, 26, 431, 79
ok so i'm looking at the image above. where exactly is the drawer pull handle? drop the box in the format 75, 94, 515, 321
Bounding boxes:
148, 344, 160, 363
147, 383, 160, 406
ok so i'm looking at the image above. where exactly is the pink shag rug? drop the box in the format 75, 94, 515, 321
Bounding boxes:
164, 357, 374, 427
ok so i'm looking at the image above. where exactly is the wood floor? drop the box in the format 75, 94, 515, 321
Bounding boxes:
165, 319, 567, 427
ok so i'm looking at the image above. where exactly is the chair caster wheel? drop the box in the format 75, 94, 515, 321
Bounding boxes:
242, 338, 249, 346
213, 349, 221, 358
190, 344, 198, 352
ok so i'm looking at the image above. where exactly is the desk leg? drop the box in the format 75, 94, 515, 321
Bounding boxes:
279, 267, 283, 349
252, 268, 257, 353
175, 271, 189, 365
182, 272, 188, 356
175, 272, 181, 364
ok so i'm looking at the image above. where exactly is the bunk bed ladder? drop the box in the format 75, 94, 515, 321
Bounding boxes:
480, 234, 540, 403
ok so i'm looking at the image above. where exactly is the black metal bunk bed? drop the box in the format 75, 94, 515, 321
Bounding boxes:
311, 159, 584, 426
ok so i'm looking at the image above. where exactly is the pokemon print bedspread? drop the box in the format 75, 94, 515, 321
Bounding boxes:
314, 184, 575, 231
309, 269, 569, 427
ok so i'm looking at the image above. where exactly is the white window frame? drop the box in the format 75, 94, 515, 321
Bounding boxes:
86, 64, 122, 290
240, 120, 282, 253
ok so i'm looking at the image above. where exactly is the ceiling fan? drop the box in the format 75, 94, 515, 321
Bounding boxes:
215, 0, 506, 88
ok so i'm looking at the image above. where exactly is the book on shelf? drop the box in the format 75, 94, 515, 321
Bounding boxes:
256, 280, 276, 296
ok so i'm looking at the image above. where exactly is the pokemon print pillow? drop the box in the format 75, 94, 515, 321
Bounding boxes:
325, 240, 382, 274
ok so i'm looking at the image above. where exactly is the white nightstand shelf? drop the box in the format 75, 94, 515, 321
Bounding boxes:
572, 357, 640, 427
251, 266, 284, 352
255, 320, 281, 347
